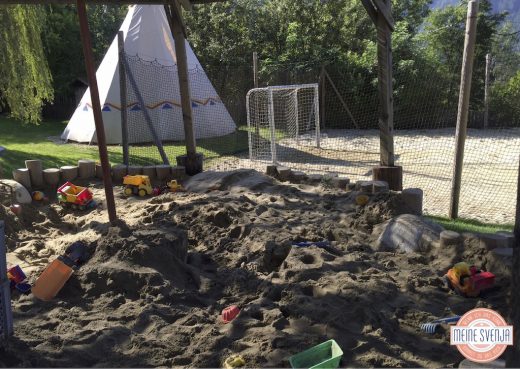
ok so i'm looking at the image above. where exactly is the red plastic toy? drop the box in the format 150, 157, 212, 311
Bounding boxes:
57, 182, 94, 210
444, 262, 495, 297
222, 305, 240, 323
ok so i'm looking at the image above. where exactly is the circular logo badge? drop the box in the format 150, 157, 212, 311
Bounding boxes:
451, 308, 513, 363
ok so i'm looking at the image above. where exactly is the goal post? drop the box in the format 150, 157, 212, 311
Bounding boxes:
247, 83, 320, 164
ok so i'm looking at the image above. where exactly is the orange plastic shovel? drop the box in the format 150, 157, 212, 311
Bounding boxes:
31, 258, 73, 301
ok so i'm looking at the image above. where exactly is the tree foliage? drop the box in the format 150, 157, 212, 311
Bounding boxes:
0, 5, 53, 124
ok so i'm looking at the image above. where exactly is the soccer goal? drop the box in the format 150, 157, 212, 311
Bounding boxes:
246, 84, 320, 163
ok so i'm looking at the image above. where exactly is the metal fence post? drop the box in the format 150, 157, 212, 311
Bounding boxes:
268, 88, 278, 164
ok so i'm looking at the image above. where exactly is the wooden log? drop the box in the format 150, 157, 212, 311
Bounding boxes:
277, 166, 292, 182
156, 165, 171, 180
372, 166, 402, 191
111, 164, 127, 183
266, 165, 278, 177
401, 188, 423, 216
440, 230, 462, 248
372, 180, 389, 193
171, 166, 186, 180
360, 182, 373, 194
495, 231, 515, 248
60, 166, 78, 182
43, 168, 61, 187
142, 165, 156, 181
291, 170, 307, 183
127, 165, 143, 176
12, 168, 31, 189
95, 163, 103, 179
176, 153, 203, 176
479, 233, 508, 251
78, 159, 96, 179
25, 159, 44, 188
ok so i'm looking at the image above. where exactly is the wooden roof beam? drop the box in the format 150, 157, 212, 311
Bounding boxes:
0, 0, 223, 4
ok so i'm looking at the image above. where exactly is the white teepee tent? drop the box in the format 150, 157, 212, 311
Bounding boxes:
61, 5, 236, 144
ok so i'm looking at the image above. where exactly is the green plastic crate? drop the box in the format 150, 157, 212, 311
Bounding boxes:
289, 339, 343, 369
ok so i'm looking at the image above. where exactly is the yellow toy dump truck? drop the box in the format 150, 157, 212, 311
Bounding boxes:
123, 175, 153, 197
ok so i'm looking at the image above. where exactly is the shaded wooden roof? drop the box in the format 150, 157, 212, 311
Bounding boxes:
1, 0, 222, 4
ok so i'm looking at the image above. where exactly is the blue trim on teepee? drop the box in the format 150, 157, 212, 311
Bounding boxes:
162, 103, 173, 109
191, 101, 198, 108
130, 104, 141, 111
102, 105, 111, 112
83, 105, 89, 111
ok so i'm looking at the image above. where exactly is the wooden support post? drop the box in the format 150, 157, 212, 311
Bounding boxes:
449, 0, 479, 219
25, 160, 43, 189
376, 0, 395, 167
508, 155, 520, 366
253, 51, 258, 88
118, 31, 130, 166
166, 3, 202, 175
76, 0, 117, 224
320, 66, 326, 130
484, 53, 491, 129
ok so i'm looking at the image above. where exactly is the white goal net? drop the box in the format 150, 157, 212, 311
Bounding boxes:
247, 84, 320, 164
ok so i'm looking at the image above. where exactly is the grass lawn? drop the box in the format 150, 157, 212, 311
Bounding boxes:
0, 115, 249, 177
426, 215, 514, 234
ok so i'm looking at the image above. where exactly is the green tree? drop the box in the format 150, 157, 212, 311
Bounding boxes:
0, 5, 53, 123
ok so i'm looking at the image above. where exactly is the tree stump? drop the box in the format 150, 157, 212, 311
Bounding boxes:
176, 153, 203, 176
266, 165, 278, 177
111, 164, 127, 184
78, 159, 96, 179
12, 168, 31, 189
95, 163, 103, 179
372, 166, 403, 191
479, 233, 508, 251
401, 188, 423, 216
142, 166, 156, 181
60, 166, 78, 182
25, 160, 44, 188
43, 168, 61, 187
440, 230, 462, 248
373, 180, 389, 193
171, 166, 186, 180
277, 166, 292, 182
127, 165, 143, 176
156, 165, 171, 180
360, 181, 373, 194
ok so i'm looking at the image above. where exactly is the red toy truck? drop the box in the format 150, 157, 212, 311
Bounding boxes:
57, 182, 94, 210
444, 262, 495, 297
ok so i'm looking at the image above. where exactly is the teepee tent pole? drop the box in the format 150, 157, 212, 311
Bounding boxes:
77, 0, 117, 223
165, 1, 203, 175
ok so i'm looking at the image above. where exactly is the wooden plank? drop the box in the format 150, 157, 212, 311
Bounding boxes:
118, 31, 129, 166
2, 0, 224, 3
77, 0, 117, 224
376, 1, 395, 167
360, 0, 378, 26
324, 69, 358, 129
166, 4, 198, 162
253, 52, 258, 88
484, 53, 491, 128
449, 0, 480, 219
373, 0, 395, 31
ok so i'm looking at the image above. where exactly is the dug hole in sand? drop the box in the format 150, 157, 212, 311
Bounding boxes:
0, 170, 510, 367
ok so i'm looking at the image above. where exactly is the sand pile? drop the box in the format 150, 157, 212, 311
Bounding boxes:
0, 170, 510, 367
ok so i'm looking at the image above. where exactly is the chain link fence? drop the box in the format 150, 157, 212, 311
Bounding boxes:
121, 50, 519, 224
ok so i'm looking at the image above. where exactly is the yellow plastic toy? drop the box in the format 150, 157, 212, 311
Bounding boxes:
223, 355, 245, 369
123, 175, 153, 197
167, 180, 184, 192
355, 194, 369, 206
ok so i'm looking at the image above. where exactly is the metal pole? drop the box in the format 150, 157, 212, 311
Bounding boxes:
484, 53, 491, 129
449, 0, 479, 219
76, 0, 117, 224
118, 31, 129, 166
268, 88, 277, 164
315, 84, 321, 149
253, 52, 258, 88
320, 66, 326, 131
